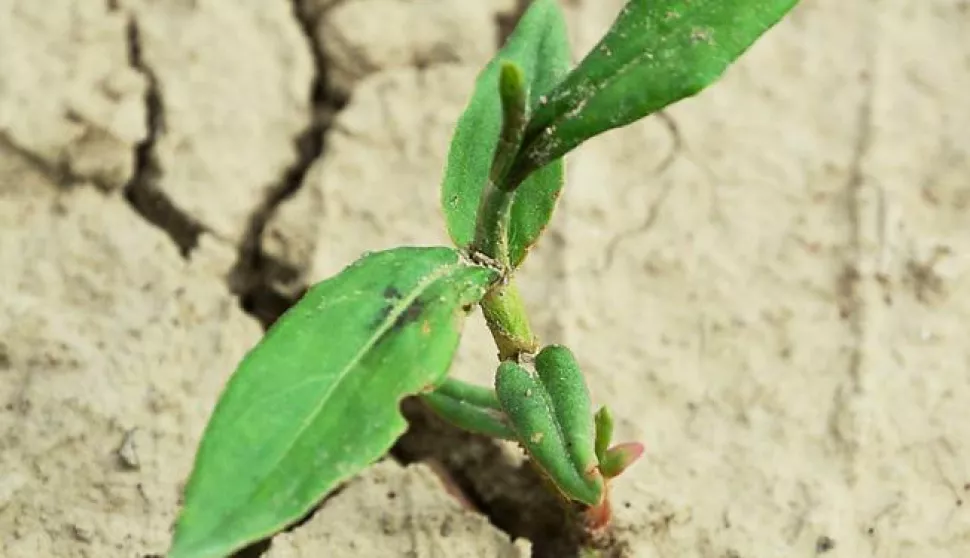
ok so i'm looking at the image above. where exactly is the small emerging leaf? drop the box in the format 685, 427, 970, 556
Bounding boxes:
441, 0, 571, 267
170, 248, 497, 558
492, 61, 529, 186
593, 406, 614, 464
510, 0, 799, 180
600, 442, 645, 479
470, 62, 528, 268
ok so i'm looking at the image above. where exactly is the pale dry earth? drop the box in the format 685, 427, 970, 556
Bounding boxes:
0, 0, 968, 557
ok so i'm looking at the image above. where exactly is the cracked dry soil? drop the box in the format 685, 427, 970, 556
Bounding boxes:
1, 1, 969, 557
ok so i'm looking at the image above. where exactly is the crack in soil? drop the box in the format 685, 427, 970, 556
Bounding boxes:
828, 55, 877, 482
229, 0, 346, 329
599, 110, 683, 273
123, 16, 206, 258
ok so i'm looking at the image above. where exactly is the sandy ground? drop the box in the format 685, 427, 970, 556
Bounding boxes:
1, 0, 968, 556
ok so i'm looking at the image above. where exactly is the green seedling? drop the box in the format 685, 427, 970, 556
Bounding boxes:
169, 1, 798, 556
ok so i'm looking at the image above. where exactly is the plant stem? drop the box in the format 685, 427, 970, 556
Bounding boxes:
481, 280, 538, 360
473, 180, 514, 269
469, 61, 539, 360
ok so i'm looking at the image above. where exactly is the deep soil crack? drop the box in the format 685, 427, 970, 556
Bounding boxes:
229, 0, 346, 329
123, 17, 206, 258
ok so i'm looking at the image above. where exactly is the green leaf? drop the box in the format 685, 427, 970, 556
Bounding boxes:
593, 406, 614, 463
432, 376, 503, 410
169, 247, 497, 558
510, 0, 799, 180
600, 442, 645, 480
495, 360, 604, 506
421, 378, 516, 440
441, 0, 571, 267
534, 345, 599, 475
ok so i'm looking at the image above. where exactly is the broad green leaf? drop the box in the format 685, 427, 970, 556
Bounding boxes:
510, 0, 799, 179
169, 247, 497, 558
441, 0, 571, 267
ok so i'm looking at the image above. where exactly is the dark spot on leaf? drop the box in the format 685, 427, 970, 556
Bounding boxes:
383, 286, 402, 300
387, 490, 397, 500
392, 298, 425, 331
815, 535, 835, 553
372, 304, 394, 328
